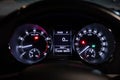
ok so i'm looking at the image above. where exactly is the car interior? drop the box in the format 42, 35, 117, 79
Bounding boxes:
0, 0, 120, 80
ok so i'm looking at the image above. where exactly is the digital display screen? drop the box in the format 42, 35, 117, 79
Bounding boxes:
53, 30, 72, 55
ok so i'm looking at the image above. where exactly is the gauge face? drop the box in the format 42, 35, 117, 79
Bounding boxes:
9, 24, 52, 64
73, 23, 115, 64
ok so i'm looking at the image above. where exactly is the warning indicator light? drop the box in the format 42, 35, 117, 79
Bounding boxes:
80, 40, 86, 45
34, 36, 39, 40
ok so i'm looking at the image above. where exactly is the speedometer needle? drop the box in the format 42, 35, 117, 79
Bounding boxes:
79, 46, 90, 55
18, 44, 33, 48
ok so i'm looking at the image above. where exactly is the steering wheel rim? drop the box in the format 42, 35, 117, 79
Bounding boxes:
19, 63, 109, 80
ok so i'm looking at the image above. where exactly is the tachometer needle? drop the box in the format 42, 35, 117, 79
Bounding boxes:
18, 44, 33, 48
79, 46, 90, 55
20, 52, 26, 58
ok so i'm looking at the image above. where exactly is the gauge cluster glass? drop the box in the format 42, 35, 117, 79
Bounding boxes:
9, 23, 115, 64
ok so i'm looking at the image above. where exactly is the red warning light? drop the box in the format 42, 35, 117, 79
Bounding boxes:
34, 36, 39, 40
80, 40, 86, 45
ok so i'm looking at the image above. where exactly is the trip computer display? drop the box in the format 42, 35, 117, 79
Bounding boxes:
53, 30, 72, 55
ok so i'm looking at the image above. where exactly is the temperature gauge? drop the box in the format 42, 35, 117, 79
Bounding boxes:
28, 48, 41, 59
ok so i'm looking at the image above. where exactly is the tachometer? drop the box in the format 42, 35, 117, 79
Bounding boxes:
9, 24, 52, 64
73, 23, 115, 64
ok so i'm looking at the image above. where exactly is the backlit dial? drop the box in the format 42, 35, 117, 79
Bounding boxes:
73, 23, 115, 64
9, 24, 52, 64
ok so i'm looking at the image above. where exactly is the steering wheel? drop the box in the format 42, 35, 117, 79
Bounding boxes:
19, 63, 109, 80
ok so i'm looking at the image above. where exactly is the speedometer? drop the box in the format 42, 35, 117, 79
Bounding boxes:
9, 24, 52, 64
73, 23, 115, 64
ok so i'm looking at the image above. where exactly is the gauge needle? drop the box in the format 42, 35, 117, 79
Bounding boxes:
79, 46, 90, 55
18, 44, 33, 48
20, 52, 26, 58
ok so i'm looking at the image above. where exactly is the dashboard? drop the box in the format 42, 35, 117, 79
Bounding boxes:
9, 23, 115, 65
0, 0, 120, 79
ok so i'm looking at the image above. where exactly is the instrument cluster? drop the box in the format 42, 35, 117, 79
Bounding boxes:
9, 23, 115, 64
